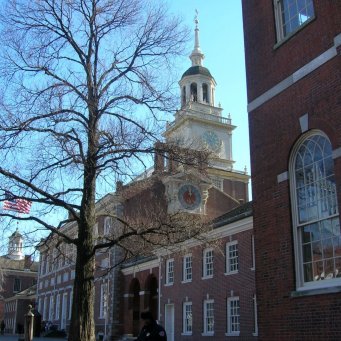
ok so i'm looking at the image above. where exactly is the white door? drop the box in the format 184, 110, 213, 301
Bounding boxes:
61, 293, 68, 330
164, 304, 174, 341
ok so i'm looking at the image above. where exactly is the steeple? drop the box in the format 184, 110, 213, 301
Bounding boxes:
190, 10, 205, 66
8, 228, 24, 260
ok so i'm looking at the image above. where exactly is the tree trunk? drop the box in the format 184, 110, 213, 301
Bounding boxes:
69, 224, 96, 341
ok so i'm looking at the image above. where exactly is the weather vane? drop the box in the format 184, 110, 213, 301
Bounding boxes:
194, 9, 199, 27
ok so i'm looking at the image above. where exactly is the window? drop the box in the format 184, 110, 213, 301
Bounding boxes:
69, 290, 73, 320
13, 278, 21, 292
183, 255, 192, 282
274, 0, 314, 41
202, 83, 208, 103
166, 259, 174, 285
55, 294, 61, 320
99, 283, 108, 319
227, 297, 240, 336
49, 295, 54, 321
43, 297, 48, 320
182, 86, 186, 107
190, 83, 197, 102
104, 217, 112, 235
290, 132, 341, 289
183, 302, 192, 334
203, 249, 214, 278
226, 241, 239, 274
203, 299, 214, 335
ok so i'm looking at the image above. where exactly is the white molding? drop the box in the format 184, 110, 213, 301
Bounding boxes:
248, 33, 341, 112
277, 171, 288, 183
155, 216, 253, 257
332, 147, 341, 160
299, 113, 309, 133
121, 258, 159, 275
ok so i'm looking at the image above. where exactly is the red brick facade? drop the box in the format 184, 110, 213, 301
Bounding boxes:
242, 1, 341, 339
121, 203, 257, 340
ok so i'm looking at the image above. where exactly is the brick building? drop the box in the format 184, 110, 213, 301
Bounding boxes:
118, 18, 254, 341
242, 1, 341, 339
121, 202, 256, 341
0, 230, 38, 334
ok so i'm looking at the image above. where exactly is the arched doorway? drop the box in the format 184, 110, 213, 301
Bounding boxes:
144, 274, 158, 320
129, 278, 141, 336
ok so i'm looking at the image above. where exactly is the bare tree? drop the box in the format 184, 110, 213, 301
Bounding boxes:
0, 1, 196, 340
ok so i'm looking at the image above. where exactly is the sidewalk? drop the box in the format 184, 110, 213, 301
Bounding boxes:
0, 336, 66, 341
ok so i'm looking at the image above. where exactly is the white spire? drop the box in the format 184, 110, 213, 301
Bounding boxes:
190, 10, 205, 66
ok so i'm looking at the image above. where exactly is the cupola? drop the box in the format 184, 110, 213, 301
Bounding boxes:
180, 13, 216, 108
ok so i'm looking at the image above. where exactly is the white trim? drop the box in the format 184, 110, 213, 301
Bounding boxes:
121, 258, 160, 275
277, 171, 288, 183
299, 113, 309, 133
248, 32, 341, 112
155, 216, 253, 257
332, 147, 341, 160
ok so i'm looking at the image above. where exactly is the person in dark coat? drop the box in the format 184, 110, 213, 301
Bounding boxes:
136, 311, 167, 341
0, 320, 5, 335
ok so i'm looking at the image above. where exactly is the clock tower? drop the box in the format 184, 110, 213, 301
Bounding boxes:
164, 15, 235, 172
162, 14, 249, 216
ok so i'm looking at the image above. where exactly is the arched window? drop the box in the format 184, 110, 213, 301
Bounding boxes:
190, 83, 197, 102
290, 131, 340, 289
182, 86, 186, 107
202, 83, 208, 103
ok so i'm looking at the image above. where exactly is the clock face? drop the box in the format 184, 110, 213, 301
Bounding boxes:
178, 184, 202, 210
202, 131, 221, 152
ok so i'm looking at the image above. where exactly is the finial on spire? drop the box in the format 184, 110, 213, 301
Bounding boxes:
190, 9, 204, 67
194, 9, 199, 28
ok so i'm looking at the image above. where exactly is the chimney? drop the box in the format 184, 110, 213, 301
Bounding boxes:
24, 255, 32, 269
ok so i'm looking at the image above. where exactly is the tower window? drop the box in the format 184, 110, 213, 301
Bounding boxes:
202, 83, 208, 103
182, 86, 186, 107
190, 83, 197, 102
290, 131, 341, 289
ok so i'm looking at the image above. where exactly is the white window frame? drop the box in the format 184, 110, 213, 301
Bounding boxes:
48, 295, 54, 321
226, 241, 239, 275
43, 296, 48, 320
55, 293, 61, 320
203, 299, 214, 335
69, 290, 73, 320
99, 283, 108, 319
104, 217, 112, 236
165, 259, 174, 285
203, 248, 214, 279
182, 302, 192, 335
227, 296, 240, 336
273, 0, 315, 42
289, 131, 341, 291
182, 254, 192, 283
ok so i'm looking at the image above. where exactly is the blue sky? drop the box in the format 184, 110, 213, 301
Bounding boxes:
166, 0, 250, 176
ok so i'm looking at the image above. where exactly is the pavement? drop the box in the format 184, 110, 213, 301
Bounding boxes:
0, 336, 66, 341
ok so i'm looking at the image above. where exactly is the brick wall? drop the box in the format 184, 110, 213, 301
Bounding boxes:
242, 1, 341, 339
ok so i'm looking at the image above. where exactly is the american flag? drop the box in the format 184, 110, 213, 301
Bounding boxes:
3, 191, 32, 214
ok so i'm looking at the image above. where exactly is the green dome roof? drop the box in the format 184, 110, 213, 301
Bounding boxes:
181, 66, 213, 79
